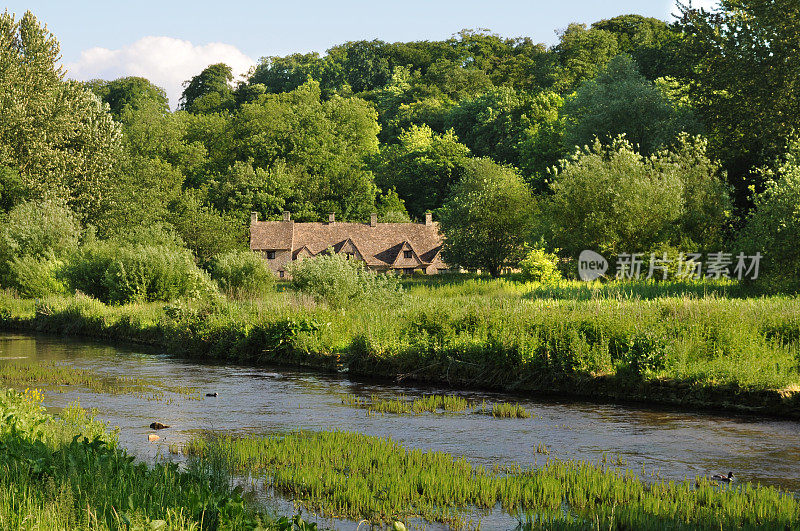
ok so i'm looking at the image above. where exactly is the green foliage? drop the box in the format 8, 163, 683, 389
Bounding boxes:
545, 136, 730, 259
373, 125, 470, 219
676, 0, 800, 205
736, 141, 800, 288
551, 23, 620, 92
0, 200, 80, 287
180, 62, 235, 114
209, 250, 276, 299
0, 11, 121, 222
62, 240, 216, 304
439, 158, 535, 277
167, 192, 244, 264
289, 252, 401, 308
562, 54, 700, 155
226, 81, 380, 220
5, 256, 66, 298
85, 76, 169, 118
519, 248, 562, 283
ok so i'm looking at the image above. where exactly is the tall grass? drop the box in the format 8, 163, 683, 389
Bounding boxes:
0, 388, 312, 530
1, 278, 799, 416
175, 429, 800, 529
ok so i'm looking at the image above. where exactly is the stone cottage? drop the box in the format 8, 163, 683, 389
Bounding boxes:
250, 211, 449, 278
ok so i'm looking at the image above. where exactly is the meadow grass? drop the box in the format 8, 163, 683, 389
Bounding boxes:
174, 429, 800, 529
0, 361, 201, 401
1, 278, 799, 416
0, 388, 317, 530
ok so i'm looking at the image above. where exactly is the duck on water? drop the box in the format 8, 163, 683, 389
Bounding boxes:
711, 472, 735, 482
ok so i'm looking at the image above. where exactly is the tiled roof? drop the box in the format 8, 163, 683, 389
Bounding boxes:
251, 220, 446, 267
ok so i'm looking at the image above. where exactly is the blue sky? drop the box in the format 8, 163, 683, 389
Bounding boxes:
4, 1, 715, 106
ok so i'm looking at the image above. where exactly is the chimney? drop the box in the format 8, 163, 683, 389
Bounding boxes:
425, 211, 433, 226
370, 212, 377, 227
328, 212, 336, 224
283, 211, 291, 222
251, 212, 258, 224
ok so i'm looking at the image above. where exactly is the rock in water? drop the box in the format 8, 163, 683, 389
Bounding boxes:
148, 434, 160, 442
149, 422, 169, 430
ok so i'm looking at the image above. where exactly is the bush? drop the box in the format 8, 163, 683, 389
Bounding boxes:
63, 241, 216, 304
289, 252, 401, 308
0, 200, 80, 286
5, 256, 66, 298
545, 135, 729, 259
209, 250, 275, 298
519, 248, 562, 283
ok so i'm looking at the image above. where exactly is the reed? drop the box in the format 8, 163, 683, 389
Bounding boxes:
175, 429, 800, 529
0, 388, 306, 530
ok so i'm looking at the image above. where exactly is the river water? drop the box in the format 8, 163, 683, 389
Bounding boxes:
1, 333, 799, 528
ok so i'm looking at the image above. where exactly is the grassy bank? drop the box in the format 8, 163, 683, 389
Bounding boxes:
174, 429, 800, 529
1, 278, 799, 417
0, 388, 311, 530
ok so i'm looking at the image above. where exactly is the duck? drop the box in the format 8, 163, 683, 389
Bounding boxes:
149, 422, 170, 430
206, 392, 218, 397
711, 471, 735, 482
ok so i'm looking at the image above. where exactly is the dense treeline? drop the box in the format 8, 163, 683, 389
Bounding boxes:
1, 1, 800, 295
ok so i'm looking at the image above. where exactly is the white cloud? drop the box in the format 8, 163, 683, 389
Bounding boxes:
65, 36, 256, 109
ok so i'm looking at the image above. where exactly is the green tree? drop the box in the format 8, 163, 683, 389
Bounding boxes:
86, 76, 169, 118
168, 192, 244, 264
228, 81, 380, 220
0, 11, 121, 221
551, 23, 620, 92
736, 141, 800, 288
439, 158, 534, 277
591, 15, 683, 80
561, 54, 700, 156
373, 125, 470, 220
545, 136, 729, 259
676, 0, 800, 208
180, 63, 235, 114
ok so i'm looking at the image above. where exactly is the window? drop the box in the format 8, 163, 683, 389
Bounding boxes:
266, 251, 276, 260
404, 268, 414, 275
279, 270, 285, 279
345, 252, 354, 259
403, 250, 413, 259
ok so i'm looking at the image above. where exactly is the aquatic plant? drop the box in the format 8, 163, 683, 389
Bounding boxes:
0, 361, 201, 401
176, 429, 800, 529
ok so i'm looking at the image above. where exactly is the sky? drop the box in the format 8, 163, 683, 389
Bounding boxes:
5, 1, 718, 108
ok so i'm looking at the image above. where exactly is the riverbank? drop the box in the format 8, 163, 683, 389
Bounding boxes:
1, 281, 799, 418
0, 388, 310, 530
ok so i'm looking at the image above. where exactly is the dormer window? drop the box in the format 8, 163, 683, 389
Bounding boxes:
345, 252, 354, 259
266, 251, 276, 260
404, 250, 413, 259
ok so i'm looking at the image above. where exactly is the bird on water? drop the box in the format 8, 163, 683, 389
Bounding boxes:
711, 471, 735, 482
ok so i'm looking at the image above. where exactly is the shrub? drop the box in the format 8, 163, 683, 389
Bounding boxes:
63, 241, 216, 304
209, 250, 275, 298
289, 252, 401, 308
5, 256, 66, 298
0, 200, 80, 286
519, 248, 562, 283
